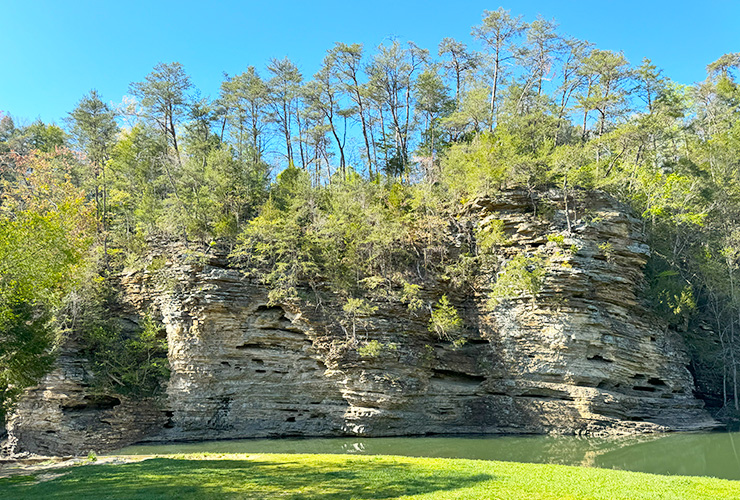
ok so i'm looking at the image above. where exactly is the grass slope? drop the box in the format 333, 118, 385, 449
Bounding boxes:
1, 453, 738, 499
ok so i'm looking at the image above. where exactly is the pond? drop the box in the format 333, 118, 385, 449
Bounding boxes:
114, 431, 740, 480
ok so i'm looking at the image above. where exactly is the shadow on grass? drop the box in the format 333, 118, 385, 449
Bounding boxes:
0, 457, 495, 499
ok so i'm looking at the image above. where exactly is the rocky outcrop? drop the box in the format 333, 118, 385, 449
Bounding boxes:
4, 344, 166, 456
5, 189, 717, 455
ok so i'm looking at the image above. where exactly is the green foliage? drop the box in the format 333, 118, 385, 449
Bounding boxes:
0, 297, 56, 421
429, 295, 463, 341
232, 174, 451, 309
147, 255, 167, 272
357, 339, 383, 358
357, 339, 397, 358
443, 252, 479, 291
400, 282, 424, 312
342, 298, 378, 316
25, 120, 67, 153
645, 261, 697, 328
5, 26, 740, 410
231, 169, 322, 304
129, 61, 192, 153
342, 298, 378, 340
66, 265, 169, 398
67, 90, 118, 169
547, 233, 566, 248
477, 219, 509, 252
598, 241, 615, 263
81, 311, 169, 397
439, 133, 509, 198
536, 199, 556, 220
0, 149, 93, 420
489, 254, 546, 307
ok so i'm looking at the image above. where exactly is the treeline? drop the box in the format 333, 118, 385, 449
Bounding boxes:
1, 9, 740, 416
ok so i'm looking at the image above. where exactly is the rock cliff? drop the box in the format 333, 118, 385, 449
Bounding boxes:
4, 189, 717, 455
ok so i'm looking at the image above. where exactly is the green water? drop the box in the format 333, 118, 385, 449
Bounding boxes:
115, 431, 740, 480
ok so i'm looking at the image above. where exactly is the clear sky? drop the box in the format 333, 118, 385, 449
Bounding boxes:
2, 0, 737, 125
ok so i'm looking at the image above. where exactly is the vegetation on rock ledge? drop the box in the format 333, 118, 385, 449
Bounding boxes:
2, 8, 740, 419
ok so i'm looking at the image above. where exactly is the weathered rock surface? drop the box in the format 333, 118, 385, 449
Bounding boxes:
5, 189, 717, 455
4, 344, 165, 456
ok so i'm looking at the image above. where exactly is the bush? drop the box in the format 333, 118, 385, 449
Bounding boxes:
547, 233, 566, 248
598, 241, 615, 263
358, 340, 397, 358
429, 295, 463, 342
477, 219, 509, 252
489, 254, 546, 307
80, 297, 170, 398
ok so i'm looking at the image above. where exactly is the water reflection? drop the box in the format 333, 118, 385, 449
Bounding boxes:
114, 431, 740, 480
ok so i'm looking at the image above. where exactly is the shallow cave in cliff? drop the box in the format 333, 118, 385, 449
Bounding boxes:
61, 395, 122, 412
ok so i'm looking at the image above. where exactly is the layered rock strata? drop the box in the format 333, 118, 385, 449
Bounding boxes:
5, 189, 717, 455
4, 344, 165, 456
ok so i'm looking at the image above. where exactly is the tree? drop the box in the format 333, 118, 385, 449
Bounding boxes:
578, 50, 632, 139
220, 67, 269, 164
553, 37, 592, 143
105, 125, 169, 241
304, 51, 350, 178
129, 62, 193, 159
634, 58, 666, 114
298, 103, 333, 183
438, 38, 478, 104
0, 114, 17, 155
267, 57, 303, 168
441, 81, 492, 137
472, 7, 527, 131
26, 120, 67, 153
205, 147, 269, 237
414, 67, 452, 166
333, 43, 375, 177
707, 52, 740, 80
67, 90, 119, 261
0, 113, 13, 142
0, 149, 93, 420
183, 97, 219, 163
522, 16, 560, 97
68, 90, 119, 168
367, 40, 428, 177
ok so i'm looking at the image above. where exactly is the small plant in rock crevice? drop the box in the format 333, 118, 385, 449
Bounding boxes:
598, 241, 615, 263
358, 339, 398, 358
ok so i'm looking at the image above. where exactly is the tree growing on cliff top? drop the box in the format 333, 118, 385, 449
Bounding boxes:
129, 62, 193, 159
67, 90, 119, 263
472, 8, 527, 131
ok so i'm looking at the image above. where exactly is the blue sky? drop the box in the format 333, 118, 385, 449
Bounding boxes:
2, 0, 737, 125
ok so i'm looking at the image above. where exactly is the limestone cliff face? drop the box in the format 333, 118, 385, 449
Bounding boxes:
5, 189, 717, 455
4, 343, 165, 456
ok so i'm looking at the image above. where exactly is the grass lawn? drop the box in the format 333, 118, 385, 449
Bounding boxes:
1, 453, 738, 499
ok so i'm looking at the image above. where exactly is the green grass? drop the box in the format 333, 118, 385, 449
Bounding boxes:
1, 453, 739, 499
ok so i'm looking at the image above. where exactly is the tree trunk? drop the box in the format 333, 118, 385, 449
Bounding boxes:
490, 59, 499, 133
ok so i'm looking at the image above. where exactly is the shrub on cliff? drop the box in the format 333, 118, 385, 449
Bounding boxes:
80, 310, 169, 397
429, 295, 464, 344
488, 254, 546, 308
